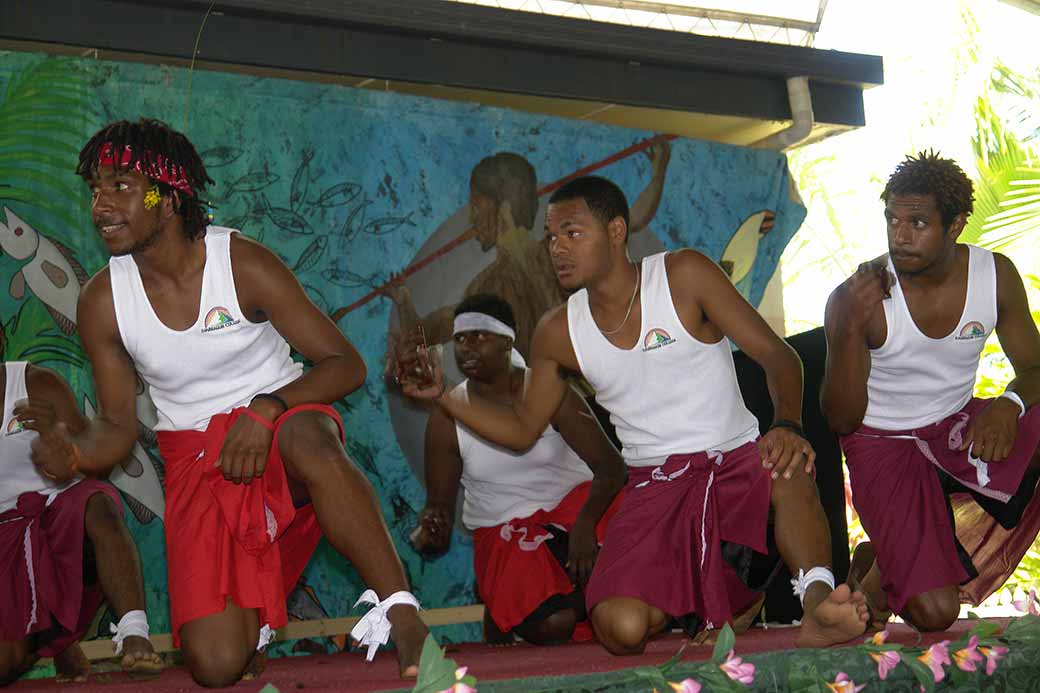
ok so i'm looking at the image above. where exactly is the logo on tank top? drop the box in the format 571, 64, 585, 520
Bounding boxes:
5, 417, 26, 435
955, 321, 986, 341
201, 306, 240, 333
642, 327, 676, 351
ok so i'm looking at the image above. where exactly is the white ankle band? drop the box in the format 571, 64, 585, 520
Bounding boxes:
109, 609, 149, 655
257, 624, 274, 651
791, 567, 835, 606
350, 590, 421, 662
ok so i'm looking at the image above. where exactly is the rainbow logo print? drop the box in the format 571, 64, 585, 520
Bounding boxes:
643, 327, 675, 351
955, 321, 986, 340
202, 306, 240, 333
6, 417, 25, 435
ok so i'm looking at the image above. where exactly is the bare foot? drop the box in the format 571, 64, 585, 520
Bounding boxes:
388, 605, 429, 679
119, 635, 162, 680
847, 543, 891, 631
796, 584, 869, 648
240, 649, 267, 681
53, 643, 90, 684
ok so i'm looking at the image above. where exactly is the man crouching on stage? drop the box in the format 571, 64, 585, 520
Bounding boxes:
27, 117, 427, 687
2, 357, 161, 685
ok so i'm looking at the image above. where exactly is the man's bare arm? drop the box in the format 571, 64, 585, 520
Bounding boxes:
994, 253, 1040, 406
412, 406, 463, 555
431, 308, 572, 451
233, 235, 367, 412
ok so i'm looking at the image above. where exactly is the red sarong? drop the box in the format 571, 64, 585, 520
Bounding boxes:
585, 442, 771, 629
472, 481, 623, 636
157, 404, 341, 646
0, 480, 121, 656
842, 397, 1040, 614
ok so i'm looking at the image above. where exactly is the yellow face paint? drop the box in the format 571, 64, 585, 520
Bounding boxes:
143, 187, 161, 209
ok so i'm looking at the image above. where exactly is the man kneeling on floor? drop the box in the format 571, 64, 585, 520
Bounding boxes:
1, 359, 161, 685
823, 151, 1040, 632
408, 293, 626, 645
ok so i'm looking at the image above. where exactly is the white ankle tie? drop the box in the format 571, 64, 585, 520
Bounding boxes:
791, 567, 835, 606
109, 610, 149, 655
350, 590, 421, 661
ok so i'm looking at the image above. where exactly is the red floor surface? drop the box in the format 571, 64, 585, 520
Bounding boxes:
10, 619, 1002, 692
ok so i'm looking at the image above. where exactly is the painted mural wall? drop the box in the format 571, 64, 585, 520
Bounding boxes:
0, 51, 805, 656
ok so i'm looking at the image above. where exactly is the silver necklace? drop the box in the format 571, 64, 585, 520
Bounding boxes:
599, 264, 640, 336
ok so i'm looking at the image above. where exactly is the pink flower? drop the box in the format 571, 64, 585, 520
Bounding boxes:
869, 649, 901, 679
439, 666, 476, 693
917, 641, 950, 682
1012, 587, 1040, 616
952, 636, 984, 672
979, 645, 1008, 675
825, 672, 866, 692
668, 679, 702, 693
719, 650, 755, 685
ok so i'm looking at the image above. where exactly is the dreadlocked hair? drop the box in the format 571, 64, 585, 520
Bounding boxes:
77, 118, 215, 241
881, 150, 974, 229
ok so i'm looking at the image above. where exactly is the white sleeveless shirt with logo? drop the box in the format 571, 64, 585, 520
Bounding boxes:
863, 244, 997, 431
1, 362, 82, 514
108, 227, 303, 432
567, 252, 759, 467
452, 378, 593, 530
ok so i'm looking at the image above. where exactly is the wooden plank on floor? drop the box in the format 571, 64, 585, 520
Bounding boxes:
66, 604, 484, 662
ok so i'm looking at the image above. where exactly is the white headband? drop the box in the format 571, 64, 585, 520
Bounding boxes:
453, 312, 526, 368
453, 312, 516, 341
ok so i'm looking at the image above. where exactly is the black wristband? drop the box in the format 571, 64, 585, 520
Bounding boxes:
769, 418, 805, 439
252, 392, 289, 414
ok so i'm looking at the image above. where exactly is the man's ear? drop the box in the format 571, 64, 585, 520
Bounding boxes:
948, 212, 967, 240
161, 190, 179, 220
608, 216, 628, 245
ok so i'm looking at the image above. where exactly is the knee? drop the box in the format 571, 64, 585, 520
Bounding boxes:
84, 492, 125, 539
591, 601, 651, 655
181, 638, 251, 688
279, 414, 351, 484
517, 609, 577, 646
770, 471, 819, 506
905, 592, 959, 632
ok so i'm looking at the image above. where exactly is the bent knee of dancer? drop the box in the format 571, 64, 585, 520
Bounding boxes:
516, 608, 578, 646
591, 601, 655, 655
769, 471, 819, 506
84, 492, 126, 537
904, 591, 959, 632
182, 638, 254, 688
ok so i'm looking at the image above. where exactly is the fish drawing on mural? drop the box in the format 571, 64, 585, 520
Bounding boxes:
0, 207, 89, 335
0, 207, 166, 522
200, 145, 245, 169
310, 181, 362, 209
363, 213, 415, 237
289, 148, 315, 212
321, 265, 373, 289
222, 168, 280, 200
292, 236, 327, 274
261, 194, 311, 235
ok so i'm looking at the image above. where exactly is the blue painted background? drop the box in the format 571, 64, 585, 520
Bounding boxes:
0, 51, 805, 660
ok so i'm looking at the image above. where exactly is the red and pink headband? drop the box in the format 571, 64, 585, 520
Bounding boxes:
97, 142, 195, 196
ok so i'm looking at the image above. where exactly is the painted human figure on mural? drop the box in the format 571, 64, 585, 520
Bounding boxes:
23, 118, 428, 685
399, 176, 870, 654
409, 293, 626, 646
822, 152, 1040, 632
388, 144, 671, 359
1, 355, 161, 686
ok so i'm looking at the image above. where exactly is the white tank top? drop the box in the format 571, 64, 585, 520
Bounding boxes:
567, 252, 759, 467
863, 245, 997, 430
1, 362, 82, 514
108, 227, 303, 432
453, 378, 593, 530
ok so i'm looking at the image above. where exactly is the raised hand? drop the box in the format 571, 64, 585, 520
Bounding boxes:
959, 397, 1022, 462
758, 425, 816, 480
834, 260, 893, 334
14, 398, 80, 483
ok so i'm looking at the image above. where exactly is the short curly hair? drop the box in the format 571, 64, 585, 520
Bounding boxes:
881, 151, 974, 229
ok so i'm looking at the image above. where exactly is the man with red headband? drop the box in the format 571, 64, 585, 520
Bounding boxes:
24, 118, 427, 686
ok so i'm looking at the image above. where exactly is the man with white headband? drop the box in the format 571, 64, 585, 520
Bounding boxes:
402, 176, 870, 654
824, 152, 1040, 632
410, 294, 626, 645
2, 358, 160, 685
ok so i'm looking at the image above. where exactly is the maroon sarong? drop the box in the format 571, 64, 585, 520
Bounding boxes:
157, 404, 341, 646
842, 397, 1040, 614
0, 479, 122, 656
473, 480, 623, 637
584, 441, 771, 629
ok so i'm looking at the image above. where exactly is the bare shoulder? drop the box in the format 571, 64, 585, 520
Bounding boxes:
664, 248, 728, 292
229, 232, 287, 274
531, 303, 579, 371
78, 267, 118, 333
992, 250, 1022, 282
